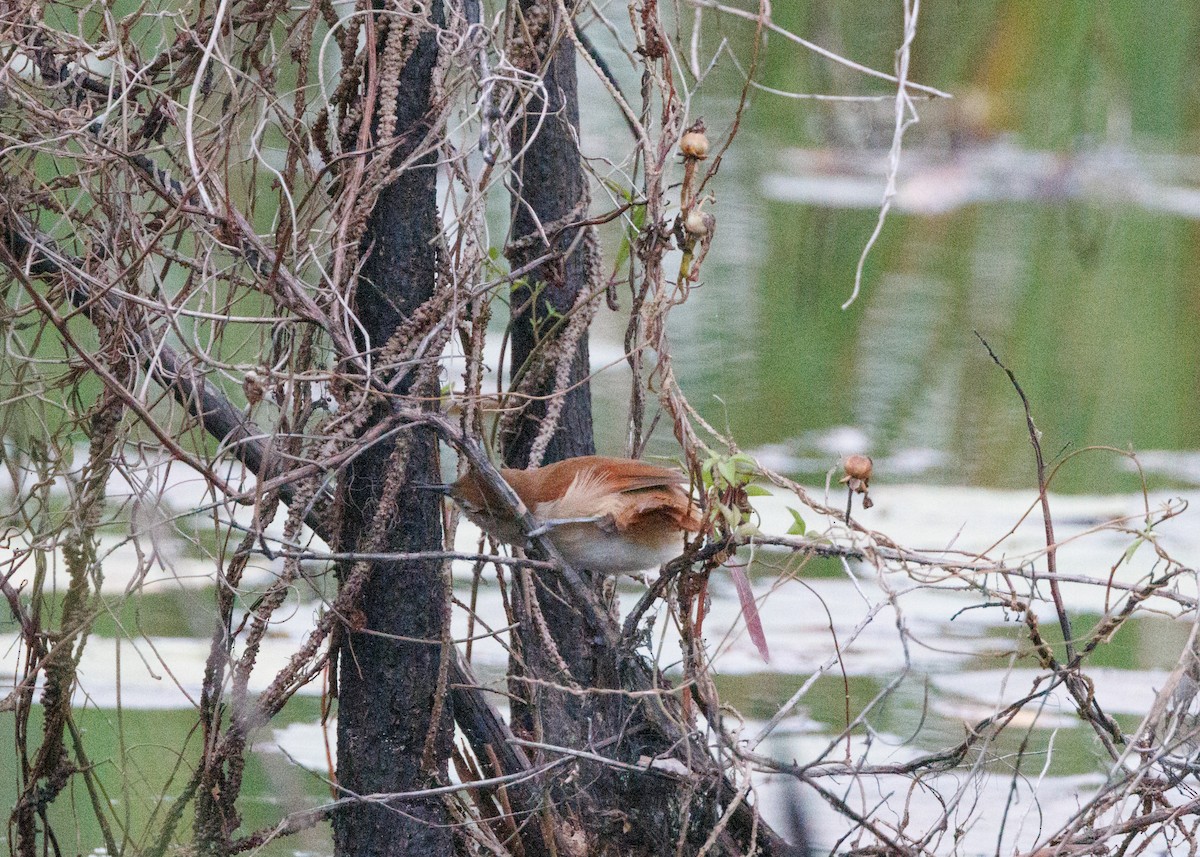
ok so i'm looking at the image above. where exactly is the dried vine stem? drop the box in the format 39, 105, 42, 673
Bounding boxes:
4, 2, 1198, 856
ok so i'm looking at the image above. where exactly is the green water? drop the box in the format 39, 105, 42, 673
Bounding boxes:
1, 700, 335, 856
618, 0, 1200, 494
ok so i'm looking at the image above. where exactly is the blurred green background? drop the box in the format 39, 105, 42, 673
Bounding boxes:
584, 1, 1200, 494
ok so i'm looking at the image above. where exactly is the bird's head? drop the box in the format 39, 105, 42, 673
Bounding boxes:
446, 470, 491, 518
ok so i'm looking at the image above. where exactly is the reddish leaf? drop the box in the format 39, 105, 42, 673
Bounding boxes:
727, 562, 770, 663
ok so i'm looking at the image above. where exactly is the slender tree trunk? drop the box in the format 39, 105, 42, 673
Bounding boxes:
504, 4, 595, 469
501, 6, 798, 856
502, 0, 601, 716
502, 0, 595, 654
333, 4, 453, 855
502, 4, 691, 854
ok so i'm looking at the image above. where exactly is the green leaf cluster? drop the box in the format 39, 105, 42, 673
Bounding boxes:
701, 452, 762, 538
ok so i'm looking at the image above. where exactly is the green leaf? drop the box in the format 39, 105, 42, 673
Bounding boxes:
731, 452, 757, 472
1122, 537, 1145, 563
744, 484, 771, 496
785, 507, 806, 536
613, 202, 646, 271
614, 238, 631, 272
601, 178, 635, 202
717, 457, 737, 487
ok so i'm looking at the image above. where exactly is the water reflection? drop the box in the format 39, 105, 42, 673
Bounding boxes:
5, 475, 1197, 853
766, 144, 1200, 217
604, 2, 1200, 497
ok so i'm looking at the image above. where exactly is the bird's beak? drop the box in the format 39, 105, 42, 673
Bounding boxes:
412, 482, 452, 495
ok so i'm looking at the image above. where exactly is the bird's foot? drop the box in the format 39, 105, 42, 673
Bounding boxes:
527, 515, 607, 539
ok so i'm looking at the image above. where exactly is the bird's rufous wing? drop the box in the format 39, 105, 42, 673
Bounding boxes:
610, 486, 703, 533
595, 458, 688, 490
594, 459, 702, 532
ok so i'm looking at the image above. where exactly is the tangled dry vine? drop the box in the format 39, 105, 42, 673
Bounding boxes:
2, 1, 1199, 856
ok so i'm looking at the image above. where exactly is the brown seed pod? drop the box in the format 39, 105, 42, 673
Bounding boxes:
680, 130, 710, 160
243, 370, 264, 406
843, 454, 873, 483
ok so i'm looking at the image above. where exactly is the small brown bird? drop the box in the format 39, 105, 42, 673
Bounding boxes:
448, 455, 703, 575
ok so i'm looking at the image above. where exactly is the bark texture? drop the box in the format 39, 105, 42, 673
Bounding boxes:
501, 4, 702, 854
504, 0, 595, 470
333, 5, 453, 855
500, 6, 797, 855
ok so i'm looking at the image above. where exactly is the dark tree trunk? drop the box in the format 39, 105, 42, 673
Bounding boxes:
504, 0, 595, 470
501, 4, 691, 854
333, 5, 452, 855
502, 0, 596, 679
500, 6, 799, 856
